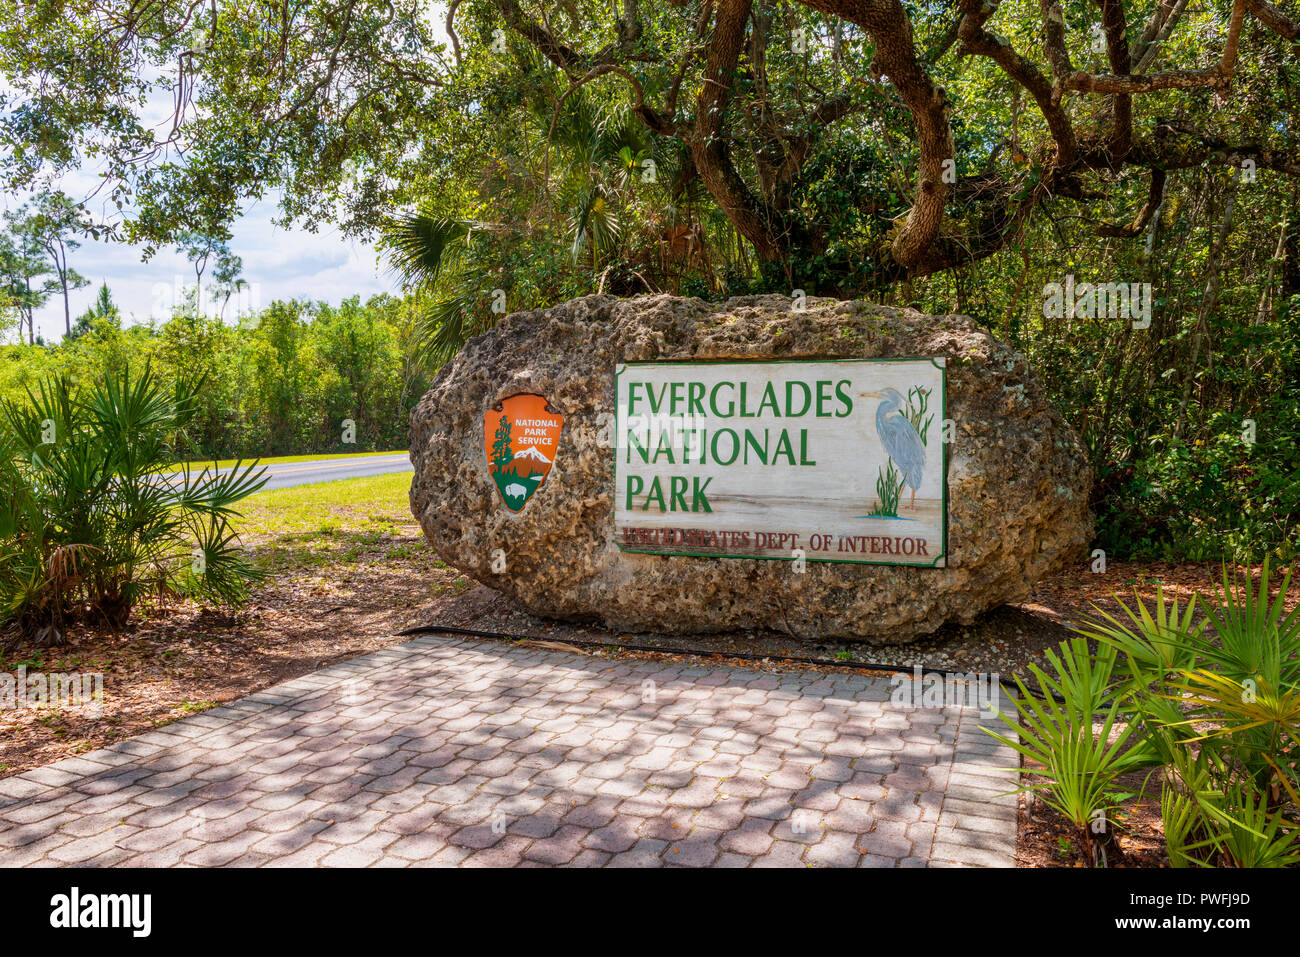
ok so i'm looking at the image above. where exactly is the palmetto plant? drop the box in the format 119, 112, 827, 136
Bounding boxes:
1072, 587, 1203, 688
567, 187, 621, 266
0, 368, 267, 642
1002, 561, 1300, 867
1183, 561, 1300, 687
382, 90, 699, 372
988, 637, 1153, 866
1160, 743, 1300, 868
546, 99, 645, 266
1204, 779, 1300, 867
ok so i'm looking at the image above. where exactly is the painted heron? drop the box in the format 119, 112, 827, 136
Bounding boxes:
860, 388, 925, 510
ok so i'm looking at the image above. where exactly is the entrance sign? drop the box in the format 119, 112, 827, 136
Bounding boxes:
484, 394, 564, 513
614, 358, 947, 566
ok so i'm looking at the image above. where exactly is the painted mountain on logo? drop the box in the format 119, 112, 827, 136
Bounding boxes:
514, 446, 551, 465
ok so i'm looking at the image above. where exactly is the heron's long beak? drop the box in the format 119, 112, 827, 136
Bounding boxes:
858, 390, 885, 398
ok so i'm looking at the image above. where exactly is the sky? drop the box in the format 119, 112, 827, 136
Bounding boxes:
6, 3, 455, 343
23, 196, 394, 341
11, 124, 398, 342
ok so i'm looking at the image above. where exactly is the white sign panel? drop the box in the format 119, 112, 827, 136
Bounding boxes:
614, 358, 947, 566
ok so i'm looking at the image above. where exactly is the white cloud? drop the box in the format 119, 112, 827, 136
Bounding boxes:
22, 198, 396, 340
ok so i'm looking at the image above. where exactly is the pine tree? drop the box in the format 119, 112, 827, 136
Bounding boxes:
491, 415, 513, 474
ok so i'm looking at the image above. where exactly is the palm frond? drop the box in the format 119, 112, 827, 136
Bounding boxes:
383, 213, 475, 289
0, 366, 266, 634
411, 290, 495, 370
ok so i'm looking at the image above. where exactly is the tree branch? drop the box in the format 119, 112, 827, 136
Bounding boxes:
1244, 0, 1300, 39
1097, 168, 1166, 237
798, 0, 953, 270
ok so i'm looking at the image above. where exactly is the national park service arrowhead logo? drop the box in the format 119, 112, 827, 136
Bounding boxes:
484, 394, 564, 513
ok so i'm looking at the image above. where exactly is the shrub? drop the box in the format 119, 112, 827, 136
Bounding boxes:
994, 560, 1300, 867
0, 368, 267, 642
986, 637, 1153, 866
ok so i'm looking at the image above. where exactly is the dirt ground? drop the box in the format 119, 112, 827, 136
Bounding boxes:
0, 523, 1290, 867
418, 560, 1251, 677
1015, 767, 1168, 868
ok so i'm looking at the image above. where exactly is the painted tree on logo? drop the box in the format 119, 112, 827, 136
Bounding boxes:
490, 414, 513, 474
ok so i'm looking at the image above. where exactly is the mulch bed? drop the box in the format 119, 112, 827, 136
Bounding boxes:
1, 541, 1291, 868
1015, 769, 1169, 868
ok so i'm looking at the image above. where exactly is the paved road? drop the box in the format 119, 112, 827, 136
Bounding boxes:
179, 454, 413, 492
0, 637, 1019, 868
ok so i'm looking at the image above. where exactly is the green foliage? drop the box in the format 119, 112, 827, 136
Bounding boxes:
999, 561, 1300, 867
868, 459, 902, 517
66, 283, 118, 343
992, 197, 1300, 563
385, 215, 474, 290
0, 367, 268, 637
6, 189, 89, 338
988, 637, 1150, 865
382, 215, 503, 369
1, 0, 1296, 561
377, 88, 710, 368
0, 293, 424, 458
0, 223, 52, 344
381, 10, 1295, 561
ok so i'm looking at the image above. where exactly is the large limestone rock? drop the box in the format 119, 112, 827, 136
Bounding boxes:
409, 294, 1092, 643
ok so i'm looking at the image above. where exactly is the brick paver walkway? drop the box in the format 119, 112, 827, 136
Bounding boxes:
0, 637, 1019, 867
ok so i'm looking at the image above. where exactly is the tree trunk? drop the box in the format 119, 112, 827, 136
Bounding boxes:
689, 0, 790, 265
800, 0, 953, 270
24, 276, 34, 345
61, 274, 71, 338
1256, 216, 1289, 324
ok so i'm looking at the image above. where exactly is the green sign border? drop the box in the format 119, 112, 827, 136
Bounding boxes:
612, 357, 948, 568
